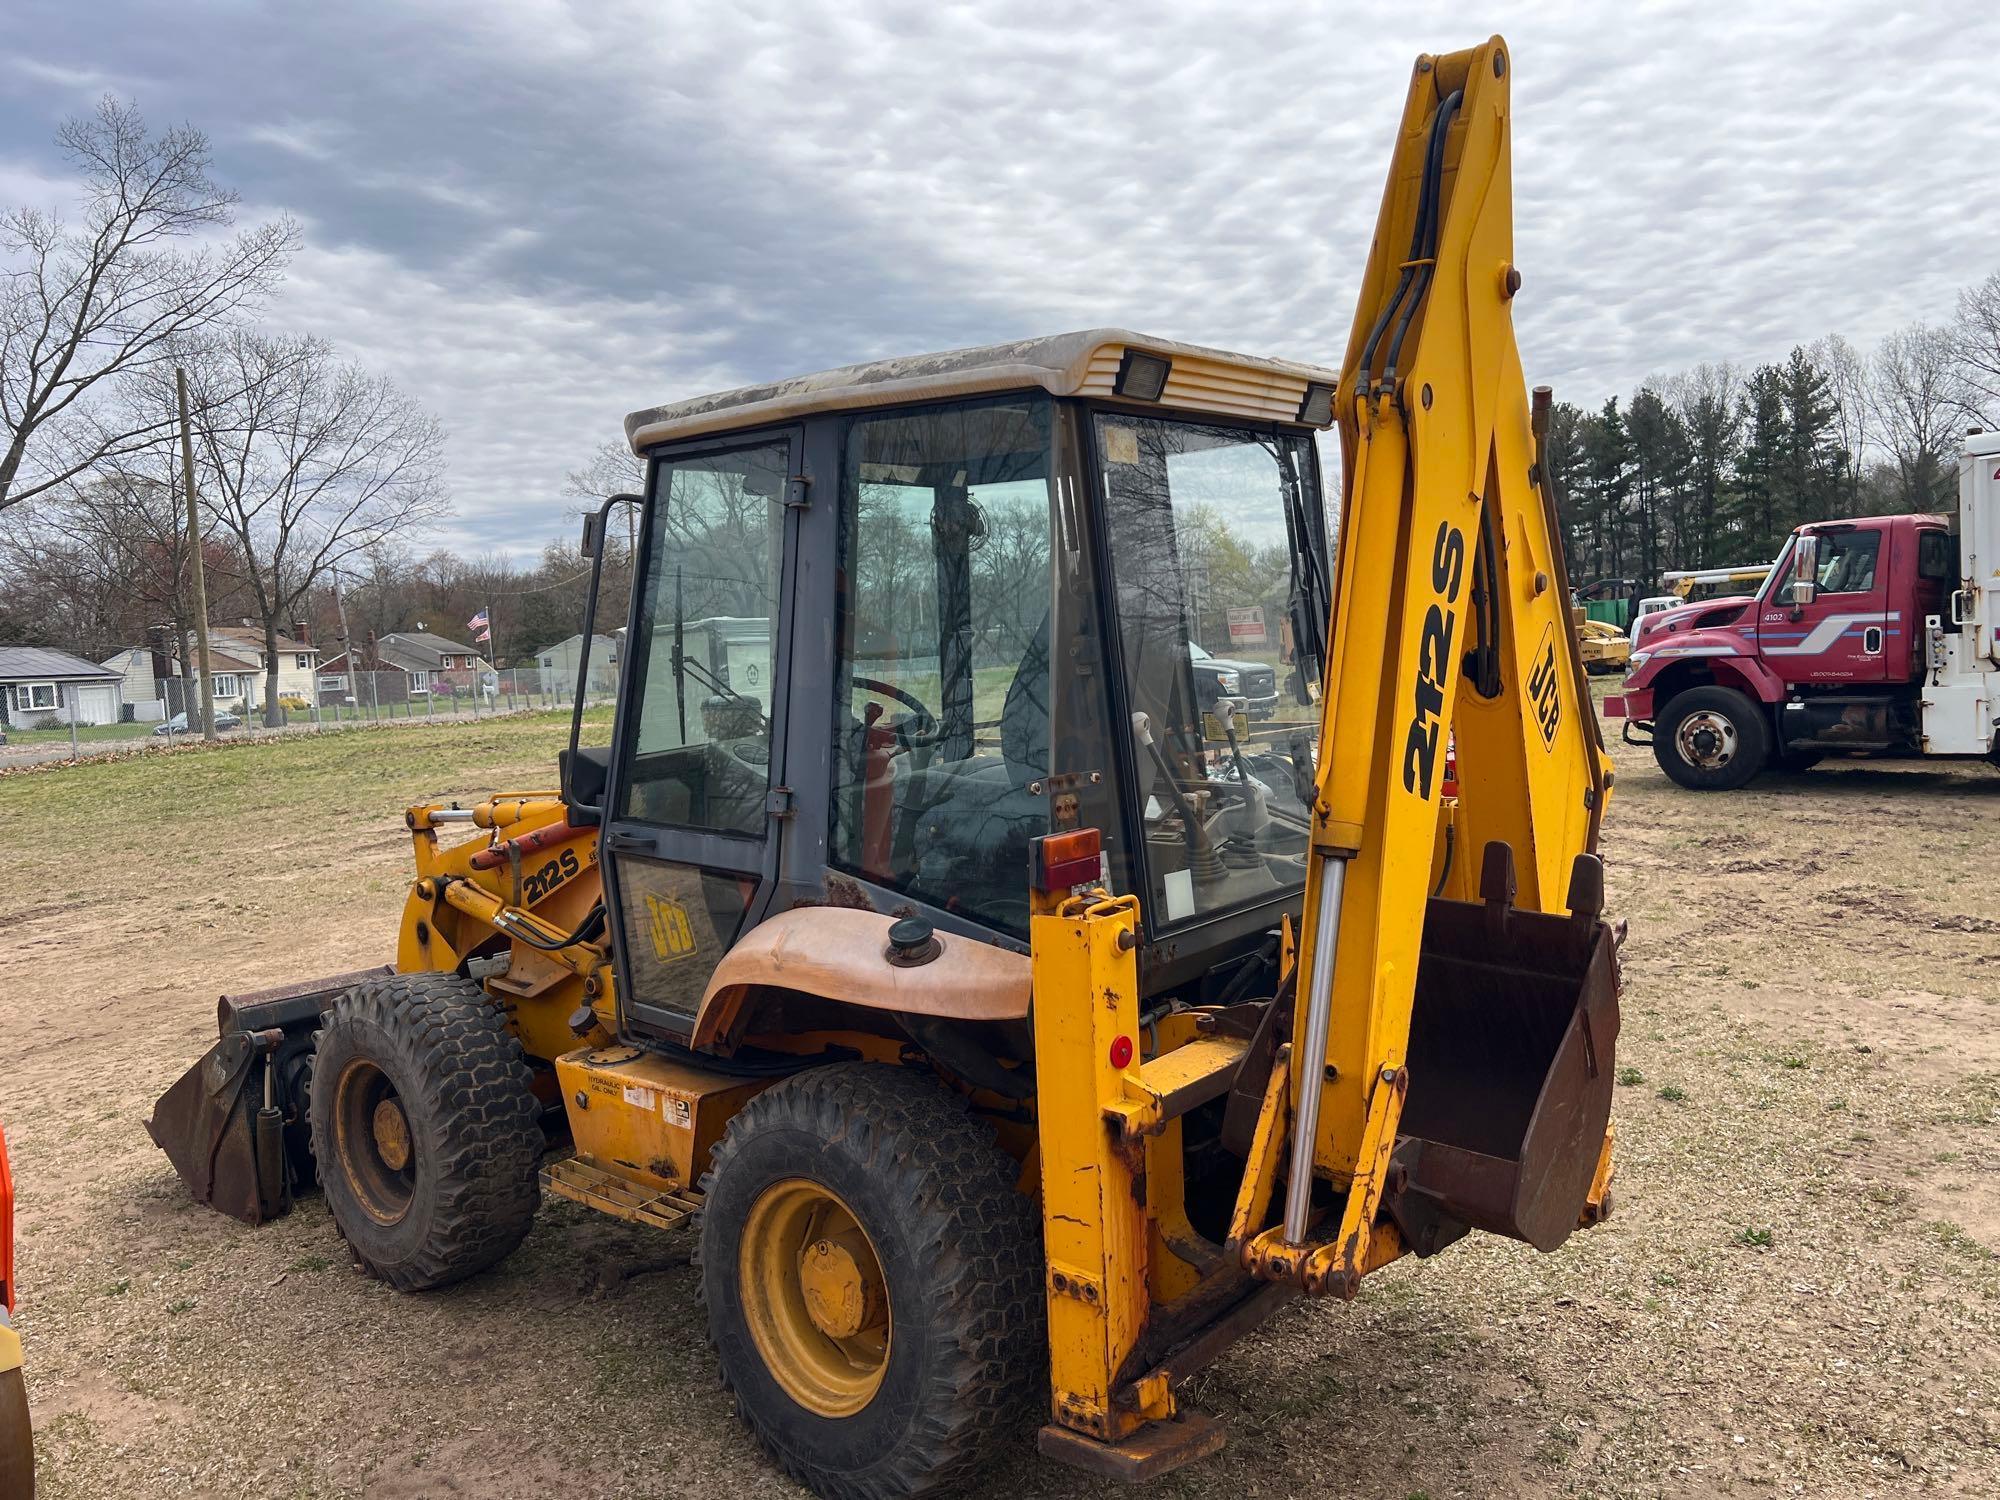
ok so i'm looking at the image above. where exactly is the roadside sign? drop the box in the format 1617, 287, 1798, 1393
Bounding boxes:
1226, 606, 1267, 646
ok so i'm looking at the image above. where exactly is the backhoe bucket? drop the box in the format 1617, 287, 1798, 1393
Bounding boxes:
1388, 852, 1619, 1255
145, 967, 389, 1225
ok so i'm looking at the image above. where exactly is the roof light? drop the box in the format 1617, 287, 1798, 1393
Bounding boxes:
1297, 381, 1336, 426
1114, 350, 1171, 402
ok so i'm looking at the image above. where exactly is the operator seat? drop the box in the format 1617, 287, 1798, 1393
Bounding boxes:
905, 616, 1050, 935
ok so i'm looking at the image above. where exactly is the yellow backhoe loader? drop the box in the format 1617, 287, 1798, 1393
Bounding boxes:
149, 35, 1620, 1496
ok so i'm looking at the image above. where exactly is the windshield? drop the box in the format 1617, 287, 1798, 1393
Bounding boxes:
1093, 413, 1326, 929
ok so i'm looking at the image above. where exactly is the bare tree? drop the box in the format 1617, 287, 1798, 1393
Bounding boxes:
184, 331, 450, 723
1954, 271, 2000, 427
0, 98, 298, 512
565, 437, 642, 623
1869, 324, 1968, 514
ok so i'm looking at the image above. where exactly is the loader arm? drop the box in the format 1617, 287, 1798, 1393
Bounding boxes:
1246, 35, 1618, 1290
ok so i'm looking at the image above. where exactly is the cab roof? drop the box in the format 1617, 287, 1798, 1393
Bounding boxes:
624, 328, 1339, 452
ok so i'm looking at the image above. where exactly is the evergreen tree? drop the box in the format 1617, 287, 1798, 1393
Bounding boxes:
1732, 367, 1789, 559
1776, 346, 1842, 528
1625, 387, 1689, 585
1577, 399, 1632, 579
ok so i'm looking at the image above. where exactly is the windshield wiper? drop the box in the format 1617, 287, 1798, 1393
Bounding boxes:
1273, 440, 1328, 703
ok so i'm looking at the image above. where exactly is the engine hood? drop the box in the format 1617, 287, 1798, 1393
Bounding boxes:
1635, 594, 1754, 646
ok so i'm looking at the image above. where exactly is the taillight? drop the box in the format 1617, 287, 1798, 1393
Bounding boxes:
1032, 828, 1103, 892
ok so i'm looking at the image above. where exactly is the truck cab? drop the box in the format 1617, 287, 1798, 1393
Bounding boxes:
1606, 440, 1998, 789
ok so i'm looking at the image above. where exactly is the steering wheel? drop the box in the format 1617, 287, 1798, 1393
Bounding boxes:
854, 676, 941, 748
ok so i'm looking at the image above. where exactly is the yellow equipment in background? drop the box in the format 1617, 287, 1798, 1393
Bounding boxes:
1576, 611, 1634, 674
149, 34, 1620, 1498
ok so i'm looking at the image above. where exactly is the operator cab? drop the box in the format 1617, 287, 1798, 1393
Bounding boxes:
575, 330, 1337, 1039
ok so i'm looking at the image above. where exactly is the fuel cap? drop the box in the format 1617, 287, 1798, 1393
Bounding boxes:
885, 916, 941, 967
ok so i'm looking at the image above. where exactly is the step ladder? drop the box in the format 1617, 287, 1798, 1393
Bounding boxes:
541, 1156, 701, 1231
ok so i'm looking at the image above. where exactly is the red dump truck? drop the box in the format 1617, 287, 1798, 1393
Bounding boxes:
0, 1123, 30, 1497
1607, 430, 2000, 789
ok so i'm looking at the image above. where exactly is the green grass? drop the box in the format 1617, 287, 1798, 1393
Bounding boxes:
1734, 1226, 1775, 1250
0, 708, 609, 871
1, 719, 153, 745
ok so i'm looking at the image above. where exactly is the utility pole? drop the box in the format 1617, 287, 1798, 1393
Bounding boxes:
331, 567, 357, 724
178, 366, 217, 742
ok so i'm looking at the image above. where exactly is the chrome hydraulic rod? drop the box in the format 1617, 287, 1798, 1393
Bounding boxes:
1283, 853, 1347, 1244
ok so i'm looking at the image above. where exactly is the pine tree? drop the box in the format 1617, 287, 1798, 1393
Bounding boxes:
1732, 368, 1788, 559
1577, 399, 1632, 579
1776, 346, 1842, 529
1625, 388, 1689, 584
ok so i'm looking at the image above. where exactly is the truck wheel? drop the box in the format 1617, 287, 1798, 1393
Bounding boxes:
1654, 685, 1769, 791
699, 1063, 1044, 1500
310, 973, 542, 1291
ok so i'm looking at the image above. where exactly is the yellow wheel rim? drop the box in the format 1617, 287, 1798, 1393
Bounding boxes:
739, 1179, 891, 1417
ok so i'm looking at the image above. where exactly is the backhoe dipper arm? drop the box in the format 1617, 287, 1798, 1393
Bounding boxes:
1250, 37, 1616, 1288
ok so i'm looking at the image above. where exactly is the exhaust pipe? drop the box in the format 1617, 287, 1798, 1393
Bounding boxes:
145, 967, 391, 1225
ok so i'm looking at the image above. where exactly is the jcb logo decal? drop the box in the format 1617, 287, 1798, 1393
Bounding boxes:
1402, 520, 1466, 800
645, 892, 697, 963
1527, 623, 1562, 749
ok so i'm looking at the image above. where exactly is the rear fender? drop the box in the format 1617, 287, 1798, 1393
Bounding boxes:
691, 907, 1031, 1051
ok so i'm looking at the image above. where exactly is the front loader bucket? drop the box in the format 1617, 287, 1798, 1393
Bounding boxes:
145, 967, 389, 1225
1389, 850, 1620, 1255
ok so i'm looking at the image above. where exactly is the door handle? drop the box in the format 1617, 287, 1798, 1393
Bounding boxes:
604, 830, 653, 855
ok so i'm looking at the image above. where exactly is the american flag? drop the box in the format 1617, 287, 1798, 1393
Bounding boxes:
467, 608, 491, 643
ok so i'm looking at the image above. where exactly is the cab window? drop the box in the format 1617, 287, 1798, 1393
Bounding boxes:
830, 397, 1054, 936
1815, 530, 1880, 594
1917, 529, 1956, 581
620, 441, 787, 833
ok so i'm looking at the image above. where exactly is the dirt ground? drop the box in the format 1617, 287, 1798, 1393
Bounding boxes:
2, 706, 1996, 1498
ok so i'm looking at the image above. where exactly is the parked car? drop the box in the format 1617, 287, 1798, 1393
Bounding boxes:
153, 709, 243, 735
1189, 641, 1279, 719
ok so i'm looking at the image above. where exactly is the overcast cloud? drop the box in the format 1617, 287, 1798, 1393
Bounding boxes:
6, 1, 1997, 556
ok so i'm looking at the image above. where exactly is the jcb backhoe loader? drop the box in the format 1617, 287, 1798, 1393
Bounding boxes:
149, 35, 1620, 1496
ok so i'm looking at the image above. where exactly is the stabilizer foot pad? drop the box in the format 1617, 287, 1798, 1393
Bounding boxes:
1036, 1411, 1226, 1483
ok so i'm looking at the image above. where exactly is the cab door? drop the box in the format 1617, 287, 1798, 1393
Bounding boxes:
600, 431, 801, 1041
1760, 524, 1893, 685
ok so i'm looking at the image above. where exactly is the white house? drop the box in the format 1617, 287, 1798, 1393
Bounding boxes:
534, 633, 618, 689
132, 621, 324, 712
0, 647, 124, 728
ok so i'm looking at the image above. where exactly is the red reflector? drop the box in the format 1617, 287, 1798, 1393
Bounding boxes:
1108, 1035, 1134, 1069
1032, 828, 1103, 892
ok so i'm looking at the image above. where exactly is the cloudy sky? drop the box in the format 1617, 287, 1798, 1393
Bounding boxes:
6, 1, 1997, 557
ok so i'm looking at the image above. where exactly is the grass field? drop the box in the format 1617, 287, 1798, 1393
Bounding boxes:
2, 701, 1996, 1498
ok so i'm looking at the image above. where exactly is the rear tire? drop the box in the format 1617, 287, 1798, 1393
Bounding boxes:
699, 1063, 1044, 1500
310, 972, 542, 1291
1653, 685, 1769, 791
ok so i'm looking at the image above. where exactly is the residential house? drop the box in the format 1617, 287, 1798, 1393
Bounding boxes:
0, 647, 124, 728
533, 633, 617, 691
320, 628, 492, 703
100, 647, 165, 719
126, 620, 323, 714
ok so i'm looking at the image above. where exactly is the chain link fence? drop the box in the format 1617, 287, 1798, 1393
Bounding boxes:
0, 665, 619, 764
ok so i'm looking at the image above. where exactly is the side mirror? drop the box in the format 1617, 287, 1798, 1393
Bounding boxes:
582, 494, 642, 558
1787, 535, 1818, 609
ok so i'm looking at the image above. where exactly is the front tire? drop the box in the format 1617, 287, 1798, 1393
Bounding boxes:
1654, 685, 1770, 791
310, 973, 542, 1291
700, 1063, 1044, 1500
